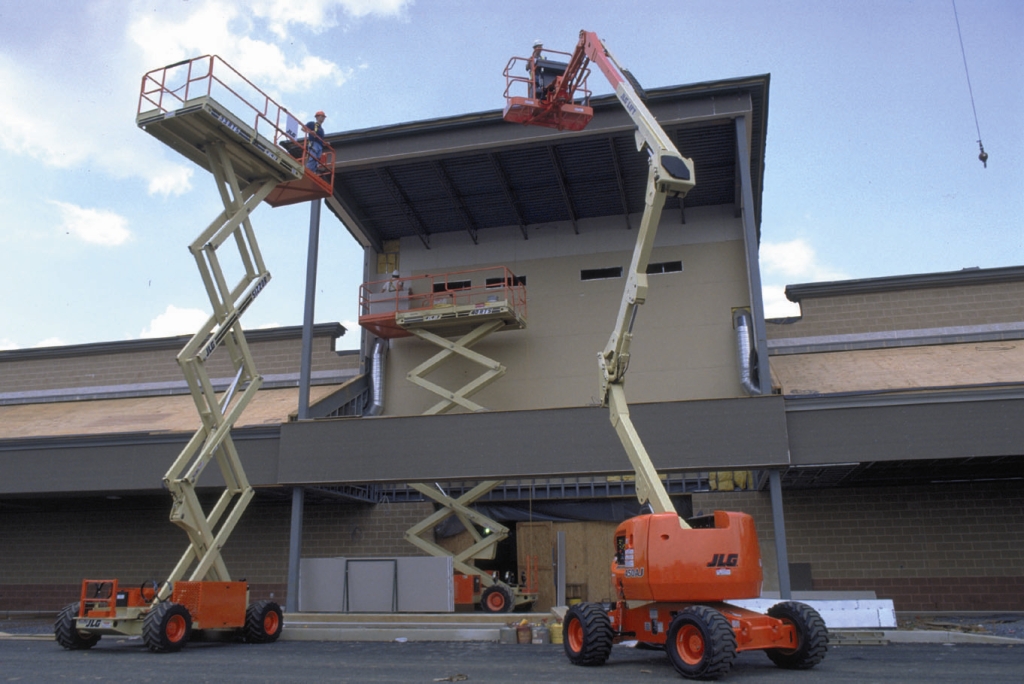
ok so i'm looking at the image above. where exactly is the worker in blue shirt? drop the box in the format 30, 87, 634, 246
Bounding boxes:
305, 110, 326, 171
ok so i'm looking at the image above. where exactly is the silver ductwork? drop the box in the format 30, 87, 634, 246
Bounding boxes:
734, 309, 762, 396
365, 337, 388, 416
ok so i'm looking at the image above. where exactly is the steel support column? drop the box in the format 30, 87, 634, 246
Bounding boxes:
768, 468, 792, 599
287, 197, 321, 612
734, 115, 771, 395
285, 485, 305, 613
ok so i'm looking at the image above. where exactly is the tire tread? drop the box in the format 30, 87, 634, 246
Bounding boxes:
765, 601, 829, 669
563, 602, 613, 666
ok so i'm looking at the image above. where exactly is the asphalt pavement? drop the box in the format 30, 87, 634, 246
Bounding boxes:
1, 636, 1023, 683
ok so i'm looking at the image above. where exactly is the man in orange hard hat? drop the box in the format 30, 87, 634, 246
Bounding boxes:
305, 110, 326, 171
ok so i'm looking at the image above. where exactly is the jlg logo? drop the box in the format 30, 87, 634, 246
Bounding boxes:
706, 553, 739, 568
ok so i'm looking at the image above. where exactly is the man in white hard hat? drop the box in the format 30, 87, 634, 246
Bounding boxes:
384, 270, 404, 293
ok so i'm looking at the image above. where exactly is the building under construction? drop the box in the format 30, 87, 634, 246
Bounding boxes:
2, 62, 1023, 616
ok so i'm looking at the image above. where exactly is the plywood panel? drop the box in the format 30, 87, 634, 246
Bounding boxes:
551, 522, 619, 605
516, 522, 553, 610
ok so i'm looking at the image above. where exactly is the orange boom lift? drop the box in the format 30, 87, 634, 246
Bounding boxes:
503, 32, 827, 679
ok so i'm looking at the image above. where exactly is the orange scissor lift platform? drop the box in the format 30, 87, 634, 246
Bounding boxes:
359, 267, 526, 416
359, 267, 527, 341
136, 55, 334, 208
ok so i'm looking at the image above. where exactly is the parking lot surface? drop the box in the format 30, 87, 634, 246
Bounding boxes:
2, 637, 1023, 683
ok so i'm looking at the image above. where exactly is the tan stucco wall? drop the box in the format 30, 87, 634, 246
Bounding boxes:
380, 206, 753, 415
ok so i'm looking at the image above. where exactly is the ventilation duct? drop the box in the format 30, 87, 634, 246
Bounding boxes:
365, 338, 388, 416
734, 309, 762, 396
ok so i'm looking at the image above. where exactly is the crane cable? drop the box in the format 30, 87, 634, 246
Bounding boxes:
952, 0, 988, 168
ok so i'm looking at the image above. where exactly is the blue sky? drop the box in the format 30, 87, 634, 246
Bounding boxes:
1, 0, 1021, 351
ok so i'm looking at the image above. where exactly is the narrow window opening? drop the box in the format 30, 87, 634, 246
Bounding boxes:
646, 260, 683, 275
486, 275, 526, 287
433, 280, 471, 293
581, 267, 623, 281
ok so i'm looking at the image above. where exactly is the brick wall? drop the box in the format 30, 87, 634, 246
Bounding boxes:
5, 484, 1021, 613
696, 481, 1024, 611
767, 281, 1024, 340
0, 330, 358, 393
0, 495, 432, 612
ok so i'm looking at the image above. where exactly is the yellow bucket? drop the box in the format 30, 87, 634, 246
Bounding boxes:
549, 625, 563, 644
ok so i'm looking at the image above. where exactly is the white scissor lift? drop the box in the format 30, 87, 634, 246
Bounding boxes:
55, 55, 334, 652
359, 270, 539, 611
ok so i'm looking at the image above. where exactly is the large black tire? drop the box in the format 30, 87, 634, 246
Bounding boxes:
54, 602, 100, 650
563, 602, 613, 666
244, 600, 284, 643
480, 584, 514, 613
764, 601, 828, 669
142, 602, 192, 653
665, 605, 737, 680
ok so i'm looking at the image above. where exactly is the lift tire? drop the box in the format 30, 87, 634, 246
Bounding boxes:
665, 605, 737, 680
764, 601, 829, 669
480, 584, 514, 613
54, 602, 100, 650
142, 602, 192, 653
563, 602, 613, 666
244, 600, 284, 643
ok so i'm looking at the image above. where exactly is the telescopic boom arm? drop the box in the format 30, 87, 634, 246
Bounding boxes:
517, 31, 696, 518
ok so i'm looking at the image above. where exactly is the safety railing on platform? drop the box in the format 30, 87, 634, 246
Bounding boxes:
359, 266, 527, 329
137, 55, 335, 180
503, 46, 593, 131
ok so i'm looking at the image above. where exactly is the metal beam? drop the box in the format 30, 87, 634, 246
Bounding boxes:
735, 115, 771, 395
277, 398, 791, 485
488, 153, 529, 240
431, 160, 479, 244
606, 138, 631, 230
768, 469, 791, 599
546, 145, 579, 234
285, 485, 304, 613
376, 167, 431, 249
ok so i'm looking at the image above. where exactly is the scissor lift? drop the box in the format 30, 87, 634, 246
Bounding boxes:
358, 267, 536, 610
359, 267, 526, 414
56, 56, 333, 652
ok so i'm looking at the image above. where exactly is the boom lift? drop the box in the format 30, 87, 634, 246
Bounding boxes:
54, 56, 334, 653
503, 32, 827, 679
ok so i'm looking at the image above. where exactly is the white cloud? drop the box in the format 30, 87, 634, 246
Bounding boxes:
127, 0, 356, 94
234, 38, 351, 93
0, 51, 194, 197
0, 338, 18, 351
759, 239, 847, 320
0, 0, 394, 198
33, 337, 66, 348
761, 284, 801, 319
141, 305, 210, 339
760, 238, 846, 281
250, 0, 413, 38
147, 166, 195, 197
51, 201, 131, 246
0, 57, 88, 170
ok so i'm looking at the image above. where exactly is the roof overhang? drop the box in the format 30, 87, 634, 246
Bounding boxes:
322, 75, 770, 253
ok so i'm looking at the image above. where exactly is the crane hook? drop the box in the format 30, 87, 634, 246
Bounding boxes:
977, 141, 988, 168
